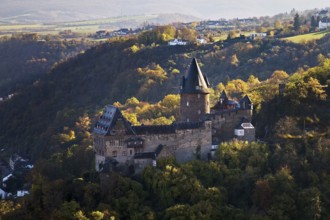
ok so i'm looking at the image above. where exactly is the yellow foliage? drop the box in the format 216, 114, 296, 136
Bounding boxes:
122, 111, 139, 125
230, 54, 239, 66
125, 97, 140, 108
0, 200, 21, 216
129, 45, 140, 53
138, 63, 167, 80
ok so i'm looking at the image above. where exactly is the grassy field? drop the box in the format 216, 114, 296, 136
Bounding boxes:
284, 31, 330, 43
0, 14, 160, 37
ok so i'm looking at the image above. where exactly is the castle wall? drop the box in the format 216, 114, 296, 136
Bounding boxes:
180, 93, 210, 122
236, 128, 255, 142
93, 121, 212, 170
211, 109, 252, 143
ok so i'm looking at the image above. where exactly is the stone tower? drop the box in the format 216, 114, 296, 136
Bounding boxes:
180, 58, 211, 122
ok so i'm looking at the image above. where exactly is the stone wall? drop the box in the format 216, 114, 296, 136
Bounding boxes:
93, 121, 212, 170
210, 109, 252, 142
180, 93, 210, 122
93, 108, 252, 172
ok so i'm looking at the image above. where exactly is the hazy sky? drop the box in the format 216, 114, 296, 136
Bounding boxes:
2, 0, 330, 19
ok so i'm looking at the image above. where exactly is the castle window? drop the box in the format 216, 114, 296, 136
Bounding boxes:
112, 151, 117, 157
187, 118, 190, 122
198, 110, 201, 115
119, 139, 124, 146
198, 94, 200, 99
134, 148, 141, 154
130, 149, 133, 155
122, 151, 127, 156
187, 101, 189, 106
109, 140, 115, 145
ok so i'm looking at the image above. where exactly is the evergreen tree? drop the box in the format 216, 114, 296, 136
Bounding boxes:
294, 13, 301, 31
311, 16, 317, 30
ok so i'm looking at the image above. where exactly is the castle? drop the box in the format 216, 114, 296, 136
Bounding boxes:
93, 58, 254, 173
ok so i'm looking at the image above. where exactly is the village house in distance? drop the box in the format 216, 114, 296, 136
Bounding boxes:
93, 58, 255, 173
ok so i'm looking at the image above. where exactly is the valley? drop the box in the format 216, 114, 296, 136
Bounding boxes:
0, 5, 329, 220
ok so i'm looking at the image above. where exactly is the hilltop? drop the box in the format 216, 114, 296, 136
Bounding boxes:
2, 0, 330, 22
0, 32, 329, 158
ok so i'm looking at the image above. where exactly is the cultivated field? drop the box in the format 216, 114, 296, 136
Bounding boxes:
284, 31, 330, 43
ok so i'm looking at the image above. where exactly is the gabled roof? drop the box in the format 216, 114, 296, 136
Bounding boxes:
239, 95, 253, 110
220, 90, 228, 100
240, 95, 252, 104
93, 105, 134, 136
180, 58, 210, 94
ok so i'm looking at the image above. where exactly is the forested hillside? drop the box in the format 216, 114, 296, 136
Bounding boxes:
0, 35, 93, 97
1, 58, 329, 219
0, 31, 330, 158
0, 22, 329, 219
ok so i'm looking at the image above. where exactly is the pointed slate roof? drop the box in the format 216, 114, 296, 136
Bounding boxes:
239, 95, 253, 110
93, 105, 134, 136
220, 90, 228, 100
180, 58, 210, 94
240, 95, 252, 104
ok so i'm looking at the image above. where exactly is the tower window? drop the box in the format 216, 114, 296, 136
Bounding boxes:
198, 94, 200, 99
187, 101, 189, 106
198, 110, 201, 115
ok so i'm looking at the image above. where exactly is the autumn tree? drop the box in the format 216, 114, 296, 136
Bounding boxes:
178, 27, 198, 42
230, 54, 239, 66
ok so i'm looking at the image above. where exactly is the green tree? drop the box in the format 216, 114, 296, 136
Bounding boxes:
311, 16, 318, 30
297, 187, 321, 220
294, 13, 301, 31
